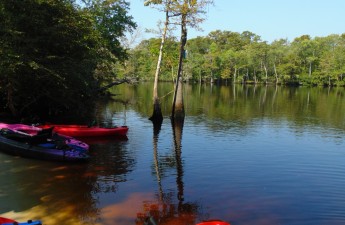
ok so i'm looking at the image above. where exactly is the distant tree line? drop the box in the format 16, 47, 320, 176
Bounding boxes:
122, 30, 345, 87
0, 0, 136, 118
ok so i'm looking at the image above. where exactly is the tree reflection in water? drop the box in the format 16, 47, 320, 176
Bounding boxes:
136, 118, 202, 225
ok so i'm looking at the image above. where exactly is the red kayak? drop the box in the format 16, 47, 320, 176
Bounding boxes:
196, 220, 230, 225
0, 217, 15, 224
0, 217, 42, 225
37, 124, 128, 137
141, 217, 230, 225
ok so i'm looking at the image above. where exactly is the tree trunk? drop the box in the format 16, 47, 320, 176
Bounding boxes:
171, 12, 187, 121
173, 76, 185, 119
150, 8, 170, 124
199, 69, 202, 83
7, 80, 18, 116
309, 50, 315, 77
263, 64, 268, 83
233, 67, 237, 83
171, 66, 174, 82
274, 62, 279, 84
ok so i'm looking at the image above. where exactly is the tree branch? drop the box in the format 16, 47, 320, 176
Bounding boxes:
98, 77, 137, 92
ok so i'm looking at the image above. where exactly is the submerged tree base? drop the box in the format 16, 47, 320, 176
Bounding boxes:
171, 109, 185, 122
149, 101, 163, 124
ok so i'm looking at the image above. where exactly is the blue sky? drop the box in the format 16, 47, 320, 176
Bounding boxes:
129, 0, 345, 43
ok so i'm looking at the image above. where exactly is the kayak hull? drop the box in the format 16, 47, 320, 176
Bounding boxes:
0, 123, 89, 162
38, 124, 128, 137
196, 220, 230, 225
0, 217, 42, 225
0, 134, 89, 162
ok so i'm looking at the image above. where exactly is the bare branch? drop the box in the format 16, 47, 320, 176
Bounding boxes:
98, 77, 137, 92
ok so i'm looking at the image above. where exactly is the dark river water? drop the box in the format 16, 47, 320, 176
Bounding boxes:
0, 83, 345, 225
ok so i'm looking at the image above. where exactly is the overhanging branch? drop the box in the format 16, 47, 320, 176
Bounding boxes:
98, 77, 136, 92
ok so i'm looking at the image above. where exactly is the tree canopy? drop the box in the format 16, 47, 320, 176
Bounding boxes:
0, 0, 136, 118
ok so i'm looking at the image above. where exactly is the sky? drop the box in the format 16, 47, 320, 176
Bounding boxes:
128, 0, 345, 44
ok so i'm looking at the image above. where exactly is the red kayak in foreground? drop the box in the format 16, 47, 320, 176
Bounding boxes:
142, 217, 230, 225
37, 124, 128, 137
0, 217, 42, 225
196, 220, 230, 225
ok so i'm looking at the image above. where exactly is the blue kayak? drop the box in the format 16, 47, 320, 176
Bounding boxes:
1, 221, 42, 225
0, 127, 90, 162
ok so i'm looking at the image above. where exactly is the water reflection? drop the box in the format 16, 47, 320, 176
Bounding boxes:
152, 121, 163, 200
0, 158, 98, 224
87, 140, 134, 193
135, 118, 203, 225
78, 136, 128, 145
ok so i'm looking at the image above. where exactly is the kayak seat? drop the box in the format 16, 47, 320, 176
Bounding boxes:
29, 127, 54, 145
37, 126, 54, 138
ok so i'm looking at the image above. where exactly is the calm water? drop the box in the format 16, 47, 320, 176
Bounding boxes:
0, 83, 345, 225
